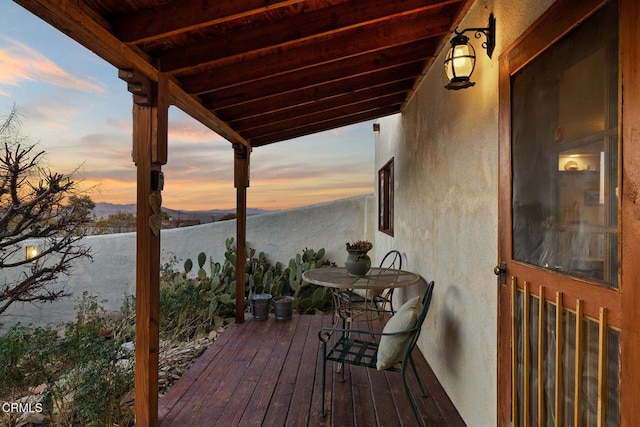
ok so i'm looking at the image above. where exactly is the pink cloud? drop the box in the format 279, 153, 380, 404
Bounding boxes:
0, 36, 105, 93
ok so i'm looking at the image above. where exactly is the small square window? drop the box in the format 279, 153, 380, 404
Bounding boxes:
378, 158, 394, 236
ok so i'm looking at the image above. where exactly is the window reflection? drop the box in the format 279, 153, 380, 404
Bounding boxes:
511, 2, 618, 287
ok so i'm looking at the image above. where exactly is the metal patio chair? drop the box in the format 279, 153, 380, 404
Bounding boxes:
318, 280, 435, 427
342, 249, 403, 317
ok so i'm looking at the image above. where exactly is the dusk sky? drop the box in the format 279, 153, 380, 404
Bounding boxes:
0, 2, 375, 211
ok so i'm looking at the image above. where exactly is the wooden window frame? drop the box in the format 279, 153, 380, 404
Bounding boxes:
378, 158, 394, 236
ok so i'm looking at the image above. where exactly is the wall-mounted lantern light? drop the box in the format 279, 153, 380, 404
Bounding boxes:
444, 13, 496, 90
26, 245, 39, 261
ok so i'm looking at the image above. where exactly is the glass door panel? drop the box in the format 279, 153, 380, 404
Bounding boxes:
511, 1, 619, 287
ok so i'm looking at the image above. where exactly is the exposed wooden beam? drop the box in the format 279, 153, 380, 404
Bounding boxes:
13, 0, 250, 148
402, 0, 472, 110
199, 41, 435, 107
251, 106, 399, 146
214, 68, 420, 117
180, 13, 449, 94
227, 81, 414, 130
243, 96, 404, 139
237, 93, 406, 136
159, 0, 460, 73
114, 0, 305, 44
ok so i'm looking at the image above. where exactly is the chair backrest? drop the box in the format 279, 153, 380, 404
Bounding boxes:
416, 280, 435, 327
402, 280, 435, 362
379, 250, 402, 270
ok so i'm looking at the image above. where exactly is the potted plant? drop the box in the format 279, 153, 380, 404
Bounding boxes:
345, 240, 373, 276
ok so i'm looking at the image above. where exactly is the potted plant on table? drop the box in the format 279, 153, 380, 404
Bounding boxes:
345, 240, 373, 276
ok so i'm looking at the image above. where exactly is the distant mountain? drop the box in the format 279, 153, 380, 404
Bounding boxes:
91, 203, 271, 224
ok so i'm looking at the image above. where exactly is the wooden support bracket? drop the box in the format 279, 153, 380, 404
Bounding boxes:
119, 68, 154, 106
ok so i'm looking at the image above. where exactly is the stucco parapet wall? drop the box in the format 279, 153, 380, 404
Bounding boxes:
0, 194, 373, 331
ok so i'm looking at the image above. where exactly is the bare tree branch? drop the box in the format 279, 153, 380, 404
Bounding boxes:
0, 108, 93, 316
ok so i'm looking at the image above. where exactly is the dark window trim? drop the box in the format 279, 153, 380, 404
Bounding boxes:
378, 158, 394, 236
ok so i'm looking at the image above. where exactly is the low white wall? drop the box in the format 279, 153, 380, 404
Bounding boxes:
1, 195, 373, 330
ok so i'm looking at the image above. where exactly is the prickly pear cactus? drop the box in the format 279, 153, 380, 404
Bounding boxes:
184, 258, 193, 275
167, 240, 333, 325
284, 247, 332, 313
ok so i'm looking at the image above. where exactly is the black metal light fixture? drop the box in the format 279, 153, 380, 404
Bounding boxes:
444, 13, 496, 90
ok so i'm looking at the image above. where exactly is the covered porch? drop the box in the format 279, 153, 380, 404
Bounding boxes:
158, 314, 465, 426
11, 1, 476, 424
12, 0, 640, 425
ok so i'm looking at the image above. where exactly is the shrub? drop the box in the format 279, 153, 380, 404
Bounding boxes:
0, 293, 134, 427
53, 294, 133, 426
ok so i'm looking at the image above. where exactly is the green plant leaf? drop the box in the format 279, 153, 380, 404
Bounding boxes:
184, 258, 193, 274
198, 252, 207, 269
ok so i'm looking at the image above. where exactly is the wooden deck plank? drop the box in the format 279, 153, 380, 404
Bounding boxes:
351, 362, 378, 426
368, 367, 401, 426
159, 315, 261, 425
286, 315, 326, 426
158, 314, 466, 427
262, 314, 313, 425
308, 315, 334, 427
195, 319, 282, 425
230, 318, 296, 426
413, 350, 467, 427
331, 366, 355, 427
157, 334, 227, 419
215, 319, 290, 426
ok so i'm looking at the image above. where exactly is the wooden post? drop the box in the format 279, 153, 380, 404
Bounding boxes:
234, 143, 250, 323
130, 72, 168, 427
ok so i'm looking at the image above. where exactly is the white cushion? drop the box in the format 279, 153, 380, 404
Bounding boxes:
376, 295, 422, 370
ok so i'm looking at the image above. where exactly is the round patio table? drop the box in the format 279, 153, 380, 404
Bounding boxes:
303, 266, 421, 325
302, 266, 421, 290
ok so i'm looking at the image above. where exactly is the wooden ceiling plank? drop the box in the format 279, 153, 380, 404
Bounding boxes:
199, 40, 435, 108
251, 106, 399, 146
217, 71, 417, 120
114, 0, 306, 44
242, 98, 404, 139
203, 59, 423, 113
160, 0, 461, 73
229, 84, 412, 131
238, 93, 407, 136
13, 0, 250, 148
181, 13, 450, 94
401, 0, 473, 110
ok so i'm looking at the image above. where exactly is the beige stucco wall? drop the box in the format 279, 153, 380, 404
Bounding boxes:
373, 0, 555, 424
1, 195, 373, 330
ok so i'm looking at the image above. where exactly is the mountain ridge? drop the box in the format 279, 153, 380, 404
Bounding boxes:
92, 202, 271, 224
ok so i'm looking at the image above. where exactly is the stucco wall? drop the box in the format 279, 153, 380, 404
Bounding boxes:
1, 195, 373, 330
373, 0, 555, 424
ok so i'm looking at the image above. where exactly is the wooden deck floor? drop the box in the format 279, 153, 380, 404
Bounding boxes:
159, 314, 466, 426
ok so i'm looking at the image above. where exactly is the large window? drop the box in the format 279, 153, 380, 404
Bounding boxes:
378, 158, 394, 236
511, 1, 619, 287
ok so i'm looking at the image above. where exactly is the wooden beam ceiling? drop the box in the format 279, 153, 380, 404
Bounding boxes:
14, 0, 472, 147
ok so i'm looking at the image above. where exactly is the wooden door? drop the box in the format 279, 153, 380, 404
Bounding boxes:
496, 0, 639, 425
